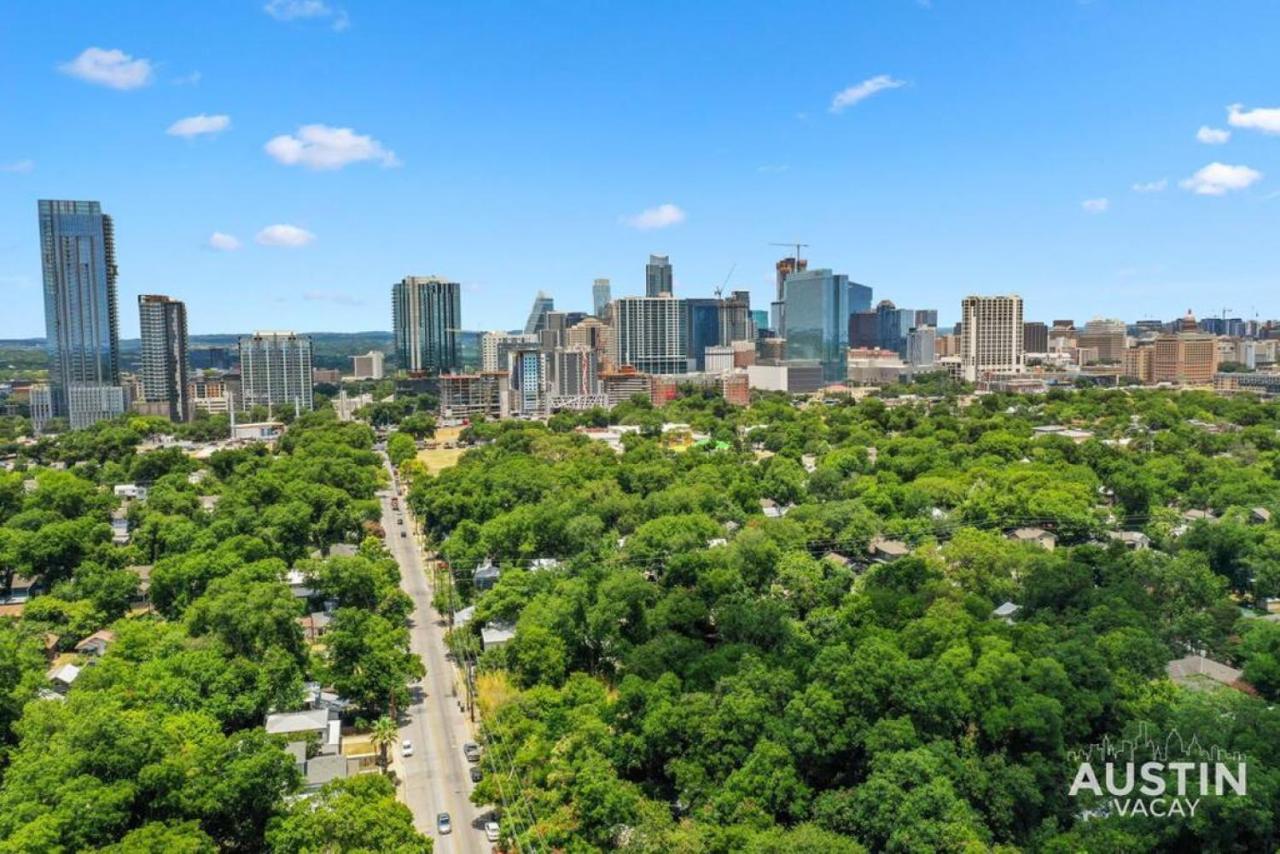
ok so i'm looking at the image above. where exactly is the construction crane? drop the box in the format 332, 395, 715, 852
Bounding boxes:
714, 263, 737, 299
769, 241, 810, 264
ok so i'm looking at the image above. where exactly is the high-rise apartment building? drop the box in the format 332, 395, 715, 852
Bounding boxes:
509, 346, 547, 414
960, 295, 1024, 382
351, 350, 385, 380
1153, 333, 1219, 385
552, 345, 601, 400
239, 331, 314, 412
645, 255, 673, 297
849, 311, 879, 349
1123, 344, 1155, 384
392, 276, 461, 374
592, 279, 612, 317
38, 199, 124, 429
780, 268, 873, 381
1022, 321, 1049, 354
719, 292, 754, 344
614, 296, 688, 374
137, 295, 190, 422
914, 309, 939, 329
1078, 317, 1127, 363
439, 372, 509, 420
906, 326, 936, 369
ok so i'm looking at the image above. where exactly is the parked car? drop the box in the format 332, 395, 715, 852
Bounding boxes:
436, 813, 451, 834
400, 531, 406, 538
469, 766, 483, 783
402, 739, 413, 757
463, 742, 481, 762
485, 821, 500, 842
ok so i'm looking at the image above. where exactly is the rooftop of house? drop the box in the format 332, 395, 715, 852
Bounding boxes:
47, 662, 81, 684
265, 707, 332, 736
74, 630, 116, 651
481, 621, 516, 647
870, 537, 910, 557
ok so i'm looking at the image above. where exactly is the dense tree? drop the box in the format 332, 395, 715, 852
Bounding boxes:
265, 775, 430, 853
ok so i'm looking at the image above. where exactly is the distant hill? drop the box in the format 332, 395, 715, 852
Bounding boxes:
0, 330, 491, 373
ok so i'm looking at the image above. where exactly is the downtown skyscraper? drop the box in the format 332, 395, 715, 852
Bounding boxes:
392, 276, 461, 374
37, 200, 124, 429
645, 255, 673, 297
780, 268, 873, 381
960, 295, 1024, 382
137, 294, 191, 422
592, 279, 612, 318
239, 331, 314, 413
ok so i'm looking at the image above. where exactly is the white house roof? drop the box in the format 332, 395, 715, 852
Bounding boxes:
454, 605, 476, 627
48, 663, 81, 684
481, 622, 516, 648
265, 707, 331, 736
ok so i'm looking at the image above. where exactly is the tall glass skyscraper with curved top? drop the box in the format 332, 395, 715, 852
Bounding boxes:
38, 199, 124, 429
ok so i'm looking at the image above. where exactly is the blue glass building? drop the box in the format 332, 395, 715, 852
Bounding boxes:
781, 269, 872, 381
38, 199, 123, 428
685, 298, 722, 371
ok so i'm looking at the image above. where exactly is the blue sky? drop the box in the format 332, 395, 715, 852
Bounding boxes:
2, 1, 1279, 338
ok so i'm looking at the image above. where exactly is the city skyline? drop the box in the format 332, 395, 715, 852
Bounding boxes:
3, 2, 1280, 338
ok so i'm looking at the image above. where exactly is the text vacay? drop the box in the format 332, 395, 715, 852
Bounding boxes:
1069, 761, 1247, 819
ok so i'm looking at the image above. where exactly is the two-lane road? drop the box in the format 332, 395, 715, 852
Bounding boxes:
379, 467, 487, 854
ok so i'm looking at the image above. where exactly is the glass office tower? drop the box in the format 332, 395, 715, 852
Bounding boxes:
781, 269, 873, 381
592, 279, 611, 318
645, 255, 673, 297
38, 199, 124, 429
685, 298, 722, 371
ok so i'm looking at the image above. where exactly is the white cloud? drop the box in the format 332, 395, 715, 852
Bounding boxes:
255, 224, 316, 247
1196, 126, 1230, 145
265, 0, 329, 19
1179, 162, 1262, 196
264, 0, 349, 30
1227, 103, 1280, 135
829, 75, 906, 113
264, 124, 399, 170
167, 114, 231, 138
0, 160, 34, 174
58, 47, 153, 90
620, 203, 687, 230
1131, 178, 1167, 193
172, 71, 202, 86
1081, 197, 1110, 213
207, 232, 241, 251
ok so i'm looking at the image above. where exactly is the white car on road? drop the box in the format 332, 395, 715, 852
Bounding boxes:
401, 739, 413, 758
